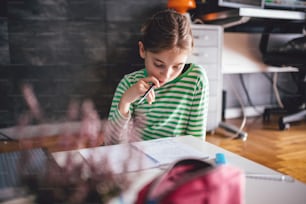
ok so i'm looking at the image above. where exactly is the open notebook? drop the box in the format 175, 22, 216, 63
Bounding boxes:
52, 137, 209, 174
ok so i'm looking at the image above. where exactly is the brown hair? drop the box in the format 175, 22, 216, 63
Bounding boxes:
140, 9, 194, 53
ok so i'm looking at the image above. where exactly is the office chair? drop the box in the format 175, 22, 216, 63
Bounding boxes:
260, 32, 306, 130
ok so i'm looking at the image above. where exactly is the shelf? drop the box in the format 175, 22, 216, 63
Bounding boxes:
239, 7, 305, 20
200, 7, 305, 28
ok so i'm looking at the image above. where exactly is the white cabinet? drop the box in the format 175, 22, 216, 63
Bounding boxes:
187, 24, 223, 132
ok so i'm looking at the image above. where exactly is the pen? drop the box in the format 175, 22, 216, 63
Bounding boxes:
131, 145, 159, 164
137, 84, 155, 105
246, 173, 295, 182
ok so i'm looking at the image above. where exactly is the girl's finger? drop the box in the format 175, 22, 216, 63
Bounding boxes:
147, 89, 155, 104
143, 76, 160, 88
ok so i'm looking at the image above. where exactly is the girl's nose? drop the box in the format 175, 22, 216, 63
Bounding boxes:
160, 68, 172, 79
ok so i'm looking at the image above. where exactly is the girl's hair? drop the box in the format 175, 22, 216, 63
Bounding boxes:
140, 9, 194, 53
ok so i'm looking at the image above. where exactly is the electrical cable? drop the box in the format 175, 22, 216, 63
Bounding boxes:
224, 75, 247, 140
272, 72, 285, 108
238, 74, 262, 115
262, 72, 296, 95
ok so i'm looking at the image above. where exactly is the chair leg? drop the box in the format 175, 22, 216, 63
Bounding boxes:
263, 107, 288, 123
278, 110, 306, 130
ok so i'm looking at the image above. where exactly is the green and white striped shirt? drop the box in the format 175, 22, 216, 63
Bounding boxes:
108, 63, 209, 142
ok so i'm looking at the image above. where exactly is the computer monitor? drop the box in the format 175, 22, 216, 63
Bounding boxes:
264, 0, 306, 11
218, 0, 264, 8
216, 0, 306, 20
218, 0, 306, 11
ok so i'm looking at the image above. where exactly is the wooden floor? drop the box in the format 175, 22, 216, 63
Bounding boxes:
206, 115, 306, 184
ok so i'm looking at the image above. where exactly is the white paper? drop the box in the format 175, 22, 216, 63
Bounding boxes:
79, 143, 158, 174
131, 137, 209, 166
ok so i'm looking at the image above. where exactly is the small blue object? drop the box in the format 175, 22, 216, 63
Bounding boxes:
215, 153, 226, 165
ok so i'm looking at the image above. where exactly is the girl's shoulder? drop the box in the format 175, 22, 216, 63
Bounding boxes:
190, 63, 206, 73
185, 63, 208, 79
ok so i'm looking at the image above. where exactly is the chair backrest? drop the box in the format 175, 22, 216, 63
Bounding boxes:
260, 34, 306, 69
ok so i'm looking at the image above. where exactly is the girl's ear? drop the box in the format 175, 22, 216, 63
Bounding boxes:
138, 41, 146, 59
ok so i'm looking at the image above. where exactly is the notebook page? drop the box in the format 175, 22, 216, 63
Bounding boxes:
132, 137, 209, 166
79, 143, 158, 174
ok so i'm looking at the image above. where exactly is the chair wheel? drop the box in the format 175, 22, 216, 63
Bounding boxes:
263, 109, 270, 122
279, 118, 290, 130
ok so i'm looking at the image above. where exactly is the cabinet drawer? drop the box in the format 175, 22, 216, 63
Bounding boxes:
204, 64, 219, 80
190, 47, 218, 64
207, 96, 218, 112
192, 29, 218, 47
208, 80, 220, 96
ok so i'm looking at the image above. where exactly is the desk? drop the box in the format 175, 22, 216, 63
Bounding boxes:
221, 32, 302, 118
2, 136, 306, 203
222, 32, 301, 74
114, 136, 306, 204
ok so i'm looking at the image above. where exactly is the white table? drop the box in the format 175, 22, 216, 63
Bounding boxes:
113, 136, 306, 204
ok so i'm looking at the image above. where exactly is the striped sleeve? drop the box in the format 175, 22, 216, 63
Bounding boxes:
185, 66, 209, 139
106, 77, 132, 144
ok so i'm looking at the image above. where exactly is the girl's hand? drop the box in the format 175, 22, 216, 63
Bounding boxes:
118, 76, 160, 117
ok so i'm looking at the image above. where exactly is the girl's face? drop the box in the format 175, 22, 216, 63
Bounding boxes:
139, 41, 189, 86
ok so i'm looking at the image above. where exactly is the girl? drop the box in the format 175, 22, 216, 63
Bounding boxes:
107, 9, 209, 143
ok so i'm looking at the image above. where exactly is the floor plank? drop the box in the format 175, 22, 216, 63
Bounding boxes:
206, 115, 306, 184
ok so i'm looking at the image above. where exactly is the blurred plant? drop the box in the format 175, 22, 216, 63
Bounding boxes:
21, 150, 132, 204
15, 83, 145, 203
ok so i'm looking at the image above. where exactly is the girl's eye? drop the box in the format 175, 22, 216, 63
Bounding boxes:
154, 63, 164, 68
173, 65, 183, 69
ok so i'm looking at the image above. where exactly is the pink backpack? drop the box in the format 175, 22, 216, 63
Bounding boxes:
135, 159, 245, 204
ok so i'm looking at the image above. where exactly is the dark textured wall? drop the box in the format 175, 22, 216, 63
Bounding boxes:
0, 0, 167, 127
